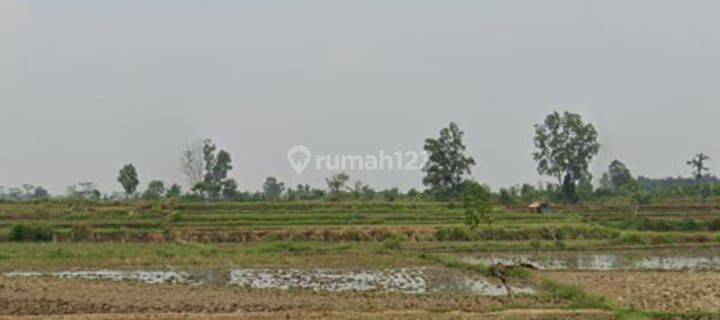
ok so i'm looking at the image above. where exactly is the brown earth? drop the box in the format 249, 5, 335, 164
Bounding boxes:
0, 277, 566, 317
0, 309, 615, 320
544, 271, 720, 312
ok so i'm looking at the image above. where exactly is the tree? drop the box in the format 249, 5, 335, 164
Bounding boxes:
349, 180, 366, 200
213, 150, 233, 184
599, 172, 612, 191
32, 186, 49, 200
67, 182, 101, 200
625, 181, 650, 215
498, 188, 516, 206
422, 122, 476, 199
520, 184, 537, 203
532, 111, 600, 203
326, 173, 350, 200
193, 139, 236, 200
142, 180, 166, 200
361, 185, 376, 200
117, 164, 139, 196
166, 184, 182, 198
180, 141, 204, 188
576, 173, 594, 202
203, 139, 218, 183
461, 180, 492, 230
263, 177, 285, 201
687, 153, 711, 181
222, 178, 238, 200
608, 160, 634, 192
380, 188, 399, 202
407, 188, 420, 199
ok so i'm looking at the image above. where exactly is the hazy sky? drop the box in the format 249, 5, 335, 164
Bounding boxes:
1, 0, 719, 194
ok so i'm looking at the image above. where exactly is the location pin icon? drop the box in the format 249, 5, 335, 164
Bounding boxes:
287, 145, 312, 175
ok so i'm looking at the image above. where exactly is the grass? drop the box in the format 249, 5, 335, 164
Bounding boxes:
1, 200, 719, 318
0, 242, 428, 270
540, 278, 613, 310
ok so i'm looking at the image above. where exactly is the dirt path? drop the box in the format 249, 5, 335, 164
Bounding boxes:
0, 277, 563, 316
0, 309, 615, 320
543, 271, 720, 312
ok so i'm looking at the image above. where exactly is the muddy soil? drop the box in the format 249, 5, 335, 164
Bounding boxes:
0, 277, 563, 316
462, 246, 720, 271
544, 271, 720, 312
3, 267, 535, 296
0, 309, 615, 320
0, 310, 615, 320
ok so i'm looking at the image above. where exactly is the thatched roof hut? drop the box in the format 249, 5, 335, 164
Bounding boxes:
528, 201, 552, 214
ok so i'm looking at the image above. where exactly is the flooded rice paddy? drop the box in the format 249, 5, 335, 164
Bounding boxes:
2, 267, 533, 296
461, 247, 720, 271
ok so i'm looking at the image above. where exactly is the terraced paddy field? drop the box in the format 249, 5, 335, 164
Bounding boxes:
2, 200, 720, 319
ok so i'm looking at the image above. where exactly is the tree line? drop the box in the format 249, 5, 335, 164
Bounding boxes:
1, 111, 717, 204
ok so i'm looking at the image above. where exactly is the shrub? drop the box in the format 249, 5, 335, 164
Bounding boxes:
680, 218, 699, 231
8, 224, 54, 242
435, 226, 474, 241
70, 224, 94, 241
435, 225, 618, 242
708, 218, 720, 231
379, 238, 403, 251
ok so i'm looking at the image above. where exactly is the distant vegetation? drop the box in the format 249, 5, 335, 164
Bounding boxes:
1, 110, 719, 208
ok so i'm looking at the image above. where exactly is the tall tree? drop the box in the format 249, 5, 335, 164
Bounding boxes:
32, 186, 49, 200
422, 122, 476, 199
213, 150, 233, 183
221, 179, 238, 200
142, 180, 166, 200
263, 177, 285, 201
67, 182, 101, 200
599, 172, 612, 191
117, 164, 139, 196
326, 172, 350, 200
180, 141, 204, 188
202, 139, 218, 184
608, 160, 634, 192
193, 139, 235, 200
165, 184, 182, 198
687, 153, 711, 181
532, 111, 600, 203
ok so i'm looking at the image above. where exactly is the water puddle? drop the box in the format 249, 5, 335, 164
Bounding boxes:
3, 267, 534, 296
4, 270, 192, 284
462, 249, 720, 271
228, 268, 427, 294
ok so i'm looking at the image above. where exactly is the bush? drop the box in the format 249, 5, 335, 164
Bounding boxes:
8, 224, 54, 242
379, 238, 403, 251
680, 218, 699, 231
708, 218, 720, 231
70, 224, 94, 241
434, 225, 619, 242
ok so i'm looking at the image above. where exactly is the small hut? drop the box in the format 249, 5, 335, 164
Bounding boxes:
528, 202, 552, 214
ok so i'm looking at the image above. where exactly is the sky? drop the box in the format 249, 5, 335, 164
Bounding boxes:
1, 0, 719, 194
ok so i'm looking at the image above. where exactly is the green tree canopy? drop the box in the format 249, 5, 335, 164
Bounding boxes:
165, 183, 182, 198
422, 122, 476, 200
608, 160, 634, 192
325, 172, 350, 200
263, 177, 285, 201
461, 180, 492, 230
194, 139, 236, 200
532, 111, 600, 202
142, 180, 166, 200
117, 164, 139, 196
